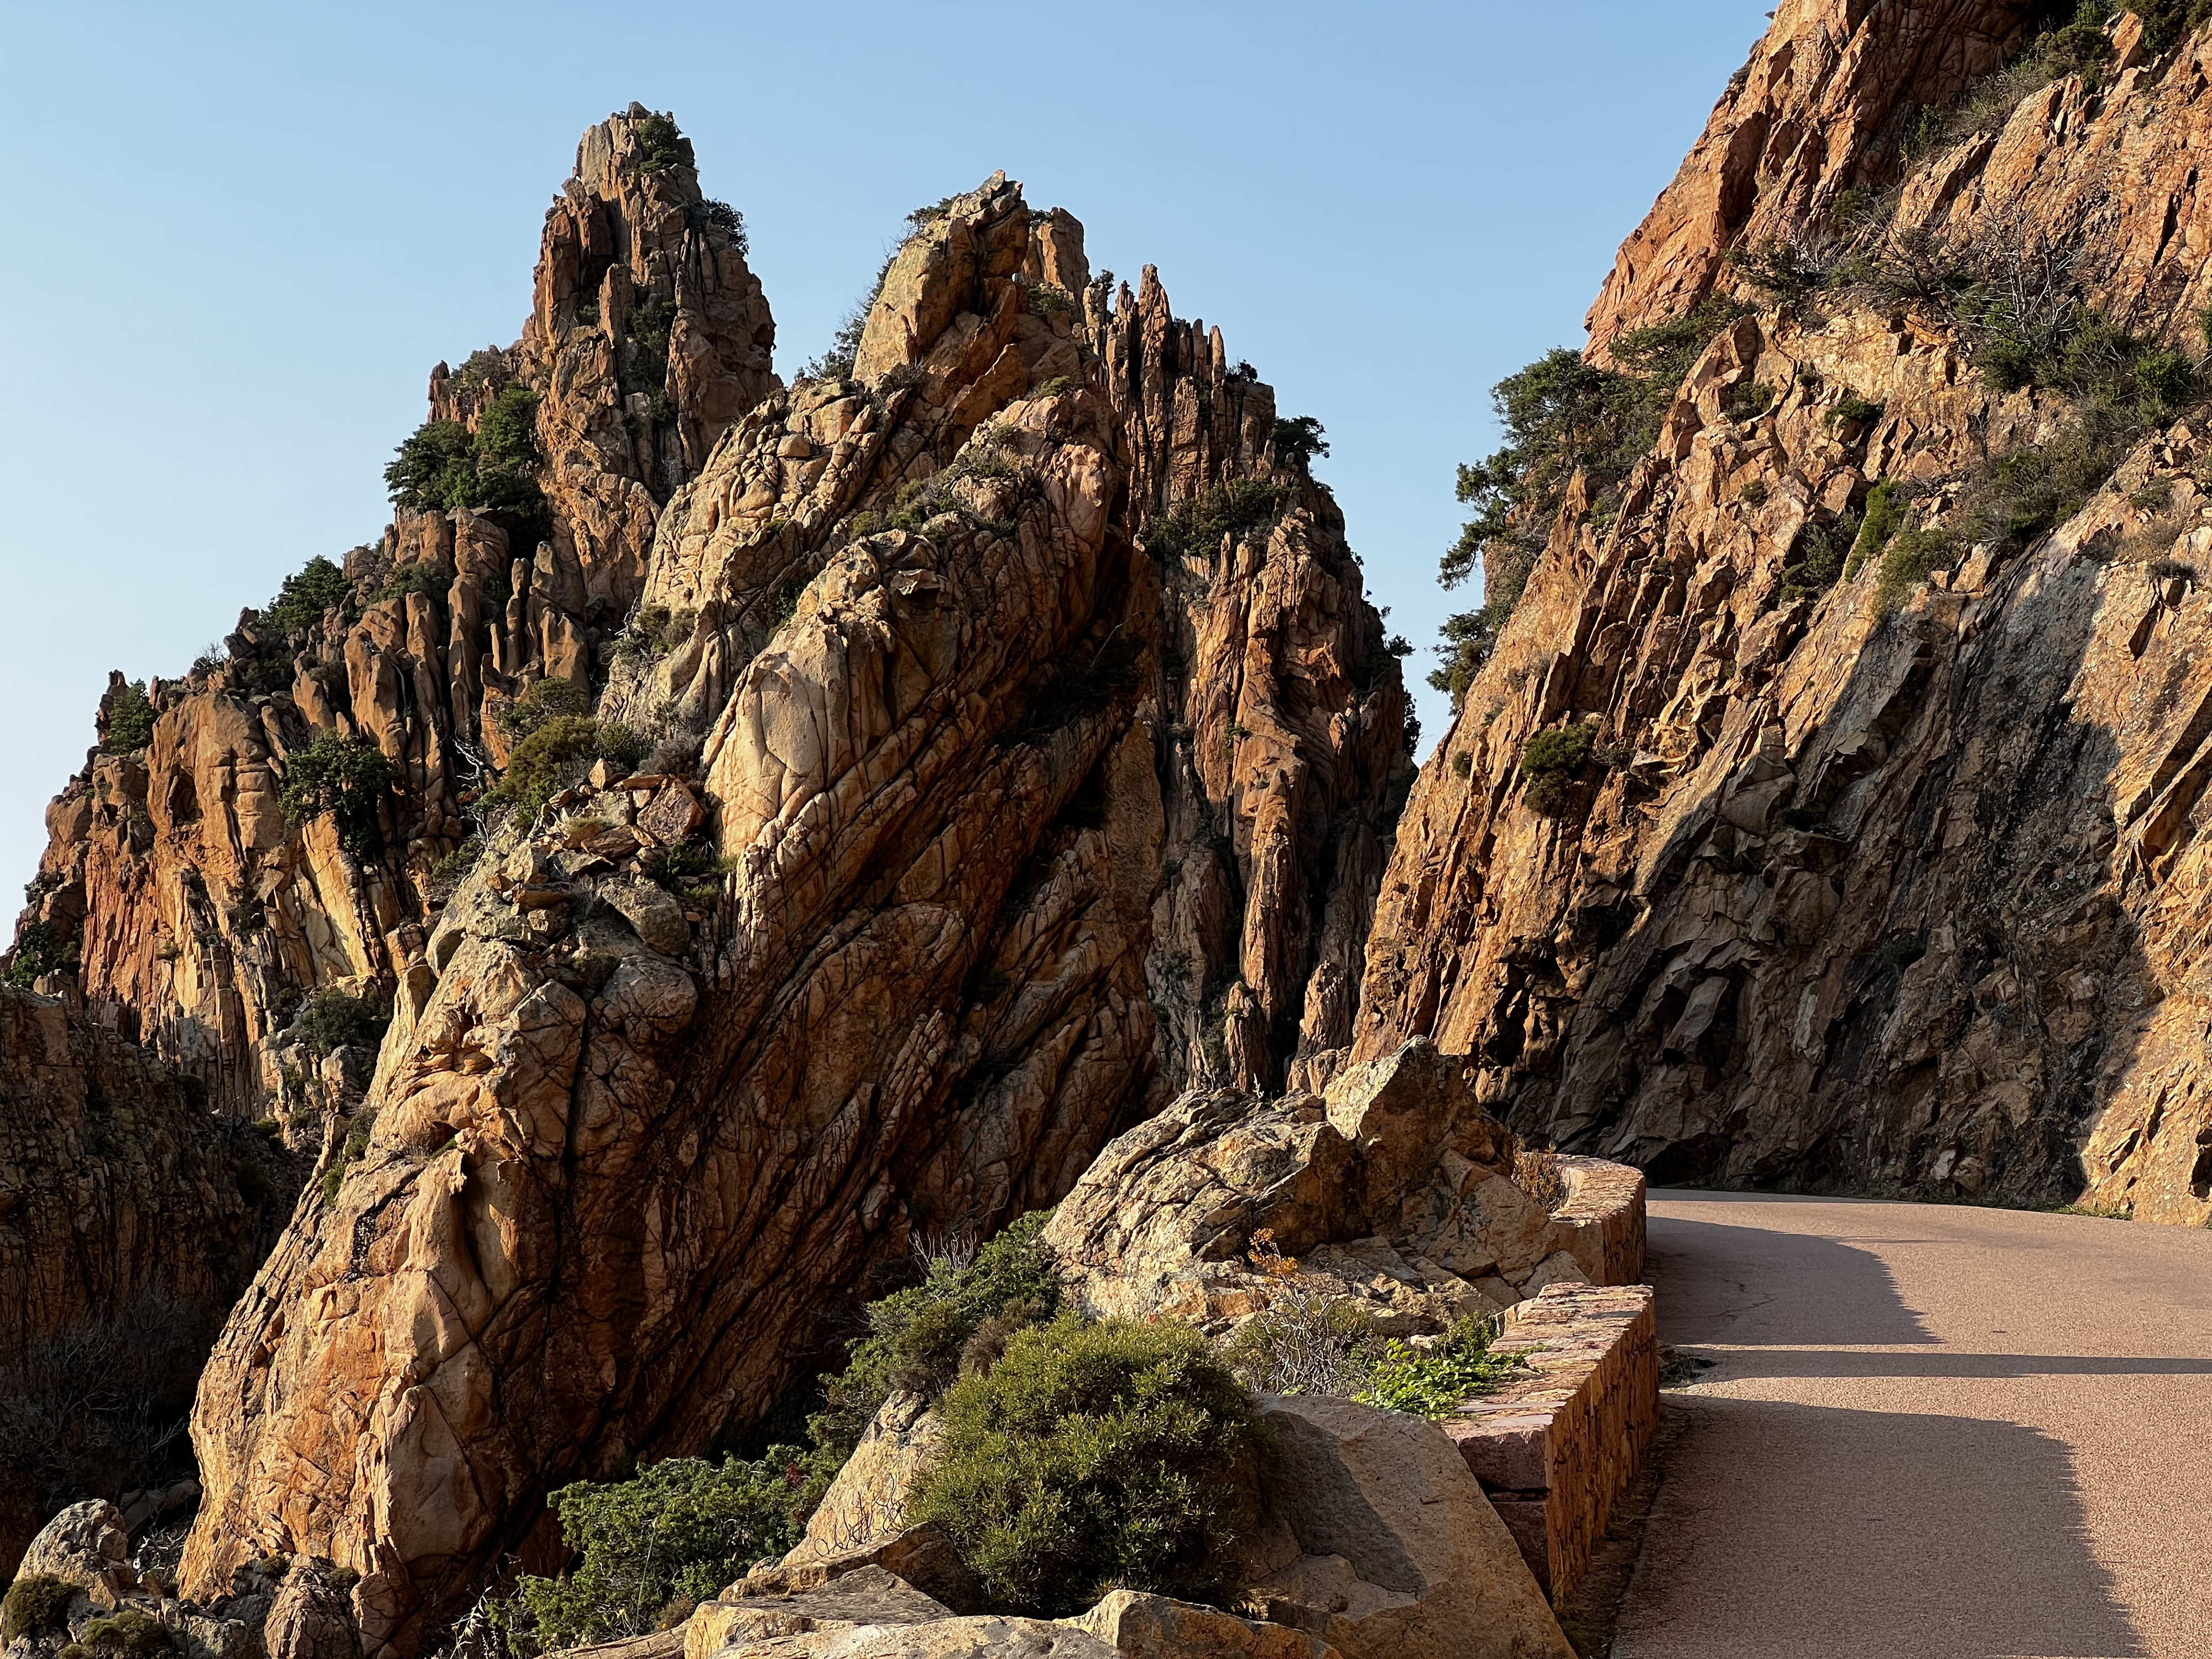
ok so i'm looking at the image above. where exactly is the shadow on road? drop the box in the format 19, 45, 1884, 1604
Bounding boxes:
1622, 1400, 2145, 1658
1646, 1210, 1938, 1347
1704, 1348, 2212, 1380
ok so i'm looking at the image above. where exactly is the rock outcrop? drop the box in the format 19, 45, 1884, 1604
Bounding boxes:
1045, 1041, 1629, 1334
1242, 1395, 1573, 1659
12, 106, 774, 1120
171, 163, 1407, 1650
1349, 3, 2212, 1219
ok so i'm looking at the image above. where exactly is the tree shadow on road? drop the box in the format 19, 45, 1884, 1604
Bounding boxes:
1616, 1400, 2145, 1658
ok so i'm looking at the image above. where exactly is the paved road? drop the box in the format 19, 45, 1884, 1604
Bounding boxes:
1611, 1192, 2212, 1659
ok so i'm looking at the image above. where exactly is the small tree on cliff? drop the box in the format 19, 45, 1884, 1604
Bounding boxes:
280, 733, 398, 857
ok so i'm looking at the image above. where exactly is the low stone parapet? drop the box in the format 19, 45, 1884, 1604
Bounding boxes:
1441, 1282, 1658, 1603
1552, 1156, 1646, 1285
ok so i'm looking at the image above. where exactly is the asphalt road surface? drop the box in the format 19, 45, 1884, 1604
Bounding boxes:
1611, 1192, 2212, 1659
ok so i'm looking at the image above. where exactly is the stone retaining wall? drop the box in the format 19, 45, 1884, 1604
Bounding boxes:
1551, 1155, 1646, 1285
1441, 1282, 1659, 1603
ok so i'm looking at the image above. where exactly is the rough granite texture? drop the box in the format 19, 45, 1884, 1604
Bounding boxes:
1350, 6, 2212, 1219
172, 161, 1407, 1651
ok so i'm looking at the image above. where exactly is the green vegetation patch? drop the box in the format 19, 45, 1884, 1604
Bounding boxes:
1355, 1316, 1525, 1417
104, 680, 156, 753
1150, 478, 1289, 561
385, 384, 548, 544
280, 732, 399, 857
299, 987, 390, 1058
1, 1577, 76, 1642
1519, 721, 1600, 814
81, 1610, 170, 1654
512, 1454, 805, 1650
909, 1315, 1260, 1616
321, 1106, 379, 1203
264, 556, 352, 644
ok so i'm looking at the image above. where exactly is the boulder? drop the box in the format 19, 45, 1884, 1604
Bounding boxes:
1064, 1592, 1337, 1659
1044, 1042, 1570, 1338
18, 1500, 134, 1599
688, 1564, 950, 1659
261, 1559, 360, 1659
1240, 1396, 1572, 1659
594, 875, 691, 956
745, 1395, 980, 1612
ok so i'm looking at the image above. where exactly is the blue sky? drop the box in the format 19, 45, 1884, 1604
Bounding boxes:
0, 2, 1771, 895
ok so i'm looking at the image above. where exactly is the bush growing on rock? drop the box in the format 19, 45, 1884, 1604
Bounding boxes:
280, 733, 399, 857
385, 383, 548, 542
1356, 1314, 1522, 1418
509, 1453, 806, 1651
102, 680, 156, 754
298, 987, 389, 1058
492, 715, 646, 826
910, 1316, 1260, 1616
808, 1212, 1063, 1469
1, 1575, 75, 1641
1519, 721, 1599, 813
263, 556, 351, 644
80, 1609, 170, 1653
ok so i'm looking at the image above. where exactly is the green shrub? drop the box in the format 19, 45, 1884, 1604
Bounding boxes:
496, 677, 593, 742
1150, 478, 1289, 560
1873, 528, 1963, 615
1781, 503, 1862, 599
1844, 481, 1907, 581
321, 1107, 379, 1203
1028, 283, 1073, 317
429, 836, 484, 892
385, 384, 547, 541
1271, 416, 1329, 467
2131, 0, 2212, 50
382, 563, 447, 603
105, 680, 156, 753
1827, 393, 1885, 432
300, 987, 390, 1058
1450, 750, 1473, 779
1721, 380, 1776, 422
1, 1575, 76, 1641
264, 556, 352, 643
808, 1212, 1063, 1468
81, 1610, 170, 1653
280, 732, 399, 857
910, 1315, 1260, 1616
512, 1454, 805, 1650
1432, 299, 1749, 701
5, 919, 72, 989
1355, 1315, 1522, 1417
631, 111, 687, 174
492, 714, 646, 827
1520, 721, 1599, 813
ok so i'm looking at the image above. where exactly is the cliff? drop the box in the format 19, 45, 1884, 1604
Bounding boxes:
1350, 0, 2212, 1222
0, 986, 301, 1575
67, 154, 1405, 1648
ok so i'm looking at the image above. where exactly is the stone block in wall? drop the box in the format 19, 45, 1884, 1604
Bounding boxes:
1440, 1282, 1658, 1603
1551, 1156, 1647, 1285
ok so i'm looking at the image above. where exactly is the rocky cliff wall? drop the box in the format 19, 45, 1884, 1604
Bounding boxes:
166, 168, 1406, 1651
1350, 3, 2212, 1222
0, 987, 300, 1575
12, 108, 773, 1123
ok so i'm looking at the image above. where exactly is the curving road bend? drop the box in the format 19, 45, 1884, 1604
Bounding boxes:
1611, 1192, 2212, 1659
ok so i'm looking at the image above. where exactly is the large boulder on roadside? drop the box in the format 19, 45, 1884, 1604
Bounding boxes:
687, 1564, 951, 1659
1064, 1591, 1337, 1659
739, 1395, 981, 1611
1241, 1396, 1572, 1659
1043, 1041, 1572, 1338
691, 1611, 1113, 1659
17, 1500, 134, 1598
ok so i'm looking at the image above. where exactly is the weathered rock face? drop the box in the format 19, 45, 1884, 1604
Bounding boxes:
1045, 1041, 1609, 1334
1349, 4, 2212, 1220
0, 989, 299, 1575
175, 170, 1406, 1651
13, 107, 774, 1121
